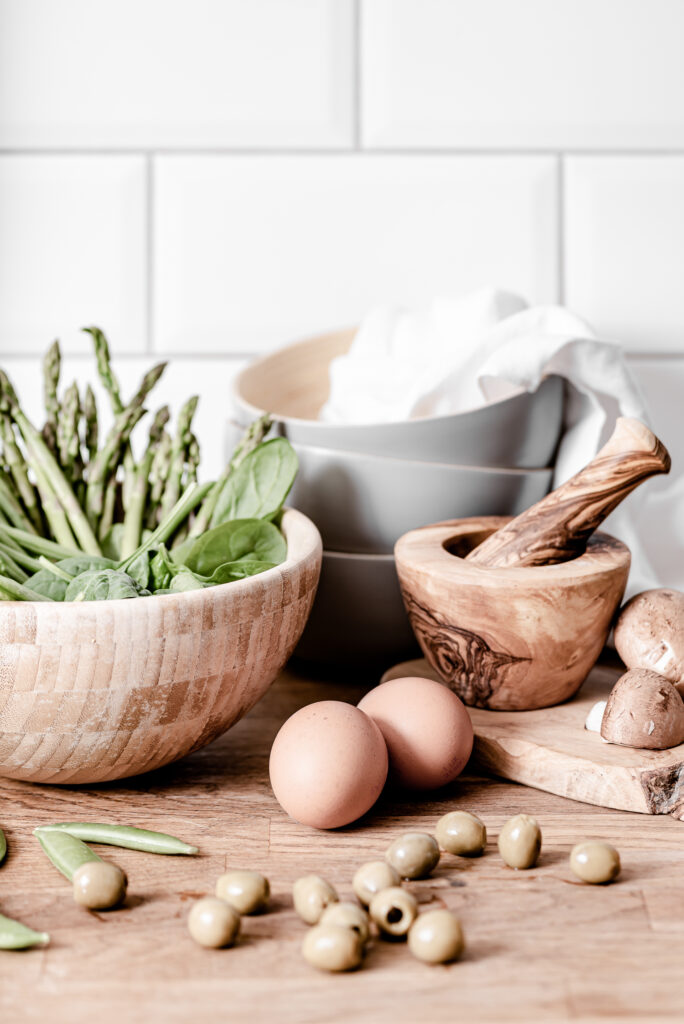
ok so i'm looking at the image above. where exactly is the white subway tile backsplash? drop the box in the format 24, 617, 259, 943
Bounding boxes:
153, 155, 558, 354
0, 0, 354, 149
361, 0, 684, 150
0, 355, 245, 479
565, 157, 684, 353
0, 156, 147, 355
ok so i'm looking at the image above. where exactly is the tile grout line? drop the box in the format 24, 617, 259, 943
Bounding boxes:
4, 147, 684, 157
353, 0, 362, 151
557, 155, 565, 306
146, 155, 155, 354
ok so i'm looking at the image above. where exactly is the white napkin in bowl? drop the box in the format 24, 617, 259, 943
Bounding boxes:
320, 287, 680, 594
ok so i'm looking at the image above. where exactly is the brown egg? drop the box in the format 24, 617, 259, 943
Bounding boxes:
358, 676, 473, 790
269, 701, 388, 829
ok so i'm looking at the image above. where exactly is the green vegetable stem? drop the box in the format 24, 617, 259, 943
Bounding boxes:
34, 828, 102, 881
36, 823, 198, 856
0, 912, 49, 950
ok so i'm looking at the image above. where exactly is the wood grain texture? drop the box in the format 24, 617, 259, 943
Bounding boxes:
467, 418, 670, 569
2, 659, 684, 1024
395, 517, 630, 711
0, 509, 321, 785
384, 657, 684, 819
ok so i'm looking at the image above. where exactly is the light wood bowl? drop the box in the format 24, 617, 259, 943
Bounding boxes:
0, 509, 322, 784
395, 516, 630, 711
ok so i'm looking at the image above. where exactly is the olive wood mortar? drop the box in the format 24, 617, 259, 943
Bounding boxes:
395, 417, 670, 710
395, 517, 630, 710
0, 508, 322, 785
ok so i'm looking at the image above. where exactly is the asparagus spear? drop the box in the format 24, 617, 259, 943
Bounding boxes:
0, 524, 81, 562
0, 472, 39, 534
84, 403, 146, 531
85, 327, 123, 414
118, 482, 212, 575
0, 415, 42, 531
84, 328, 168, 505
30, 460, 79, 550
159, 396, 199, 521
41, 340, 61, 454
0, 371, 100, 555
0, 548, 28, 583
83, 384, 99, 465
185, 433, 200, 488
120, 406, 170, 558
145, 429, 172, 530
98, 473, 119, 542
56, 382, 82, 483
189, 414, 272, 538
0, 541, 43, 575
0, 575, 53, 602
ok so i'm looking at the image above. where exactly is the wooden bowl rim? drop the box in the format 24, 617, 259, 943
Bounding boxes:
394, 515, 631, 584
3, 508, 321, 612
234, 328, 560, 427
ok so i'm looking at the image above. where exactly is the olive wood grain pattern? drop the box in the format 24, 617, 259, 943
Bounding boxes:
0, 509, 322, 785
3, 660, 684, 1024
467, 417, 670, 568
395, 517, 630, 710
384, 658, 684, 820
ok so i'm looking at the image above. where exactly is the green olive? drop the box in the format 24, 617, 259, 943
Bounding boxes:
435, 811, 486, 857
570, 841, 621, 884
293, 874, 338, 924
497, 814, 542, 870
352, 860, 401, 906
188, 897, 240, 948
386, 832, 440, 879
320, 901, 370, 945
369, 886, 418, 938
302, 924, 363, 972
408, 909, 465, 964
72, 861, 127, 910
215, 870, 270, 915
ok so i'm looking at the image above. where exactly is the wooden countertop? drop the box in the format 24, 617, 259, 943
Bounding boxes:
1, 659, 683, 1024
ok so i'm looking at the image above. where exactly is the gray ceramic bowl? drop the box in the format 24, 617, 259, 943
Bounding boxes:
295, 549, 419, 666
287, 442, 553, 554
232, 328, 564, 468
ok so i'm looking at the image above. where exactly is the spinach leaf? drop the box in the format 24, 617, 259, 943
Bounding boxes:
101, 523, 126, 561
27, 555, 115, 601
210, 438, 297, 526
126, 550, 150, 590
184, 519, 286, 577
64, 569, 149, 602
203, 560, 276, 584
149, 544, 176, 591
169, 570, 206, 593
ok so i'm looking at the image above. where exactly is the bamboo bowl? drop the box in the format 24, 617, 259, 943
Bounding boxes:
0, 509, 322, 784
395, 516, 630, 711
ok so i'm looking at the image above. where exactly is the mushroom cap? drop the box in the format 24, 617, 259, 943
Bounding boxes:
600, 667, 684, 750
614, 589, 684, 688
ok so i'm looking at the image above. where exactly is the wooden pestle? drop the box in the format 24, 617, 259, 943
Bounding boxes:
467, 418, 671, 569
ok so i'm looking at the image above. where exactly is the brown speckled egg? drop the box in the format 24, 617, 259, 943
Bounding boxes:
358, 676, 473, 790
269, 701, 388, 829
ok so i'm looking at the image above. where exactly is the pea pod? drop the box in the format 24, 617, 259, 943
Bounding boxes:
34, 827, 102, 881
0, 912, 49, 950
35, 822, 198, 856
0, 827, 6, 865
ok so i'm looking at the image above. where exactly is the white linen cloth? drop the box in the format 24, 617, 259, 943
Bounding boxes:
320, 288, 682, 594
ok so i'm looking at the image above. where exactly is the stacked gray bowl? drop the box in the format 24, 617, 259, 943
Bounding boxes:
230, 329, 564, 668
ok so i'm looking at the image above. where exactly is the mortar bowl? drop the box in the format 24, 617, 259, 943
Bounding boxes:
394, 516, 630, 711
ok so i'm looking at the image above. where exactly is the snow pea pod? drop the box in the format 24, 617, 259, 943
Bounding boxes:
0, 827, 6, 865
34, 827, 102, 880
36, 822, 198, 856
0, 912, 49, 950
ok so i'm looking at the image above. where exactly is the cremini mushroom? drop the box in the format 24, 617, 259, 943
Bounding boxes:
614, 589, 684, 692
600, 668, 684, 750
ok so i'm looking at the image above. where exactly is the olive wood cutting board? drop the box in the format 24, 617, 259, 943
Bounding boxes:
384, 658, 684, 820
